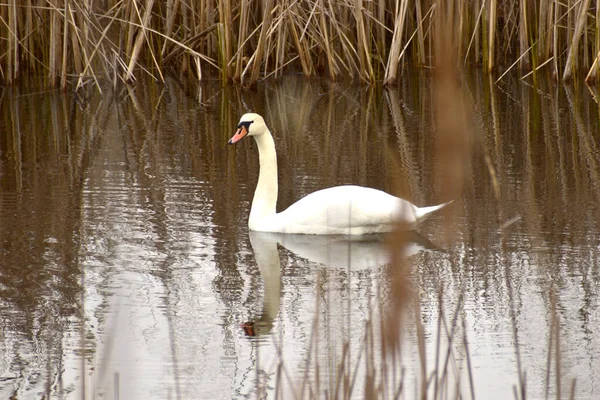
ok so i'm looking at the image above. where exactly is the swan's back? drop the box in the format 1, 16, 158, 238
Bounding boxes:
270, 185, 417, 235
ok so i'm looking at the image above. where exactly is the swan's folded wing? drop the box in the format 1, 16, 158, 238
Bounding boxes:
275, 185, 417, 235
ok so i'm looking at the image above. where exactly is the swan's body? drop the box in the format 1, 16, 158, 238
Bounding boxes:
229, 113, 451, 235
250, 184, 443, 235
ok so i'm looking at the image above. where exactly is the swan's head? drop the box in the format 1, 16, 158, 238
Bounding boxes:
228, 113, 267, 145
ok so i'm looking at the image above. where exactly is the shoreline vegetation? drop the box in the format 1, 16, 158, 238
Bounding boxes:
1, 1, 599, 91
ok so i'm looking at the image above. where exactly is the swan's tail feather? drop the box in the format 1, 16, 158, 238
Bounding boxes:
414, 200, 454, 222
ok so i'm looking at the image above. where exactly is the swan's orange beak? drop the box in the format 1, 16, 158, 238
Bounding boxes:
228, 125, 248, 144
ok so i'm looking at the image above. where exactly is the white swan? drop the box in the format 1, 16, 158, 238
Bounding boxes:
229, 113, 451, 235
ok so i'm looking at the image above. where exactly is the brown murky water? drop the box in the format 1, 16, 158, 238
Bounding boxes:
1, 74, 599, 399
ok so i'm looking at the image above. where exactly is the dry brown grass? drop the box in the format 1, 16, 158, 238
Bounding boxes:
1, 1, 600, 89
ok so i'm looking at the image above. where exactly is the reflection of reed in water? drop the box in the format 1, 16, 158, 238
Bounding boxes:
0, 88, 116, 398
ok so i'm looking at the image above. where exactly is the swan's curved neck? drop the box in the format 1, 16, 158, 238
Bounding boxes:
249, 130, 278, 229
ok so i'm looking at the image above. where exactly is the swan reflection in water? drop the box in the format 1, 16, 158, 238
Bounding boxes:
241, 231, 445, 337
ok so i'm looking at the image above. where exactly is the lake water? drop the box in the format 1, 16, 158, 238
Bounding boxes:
0, 73, 599, 399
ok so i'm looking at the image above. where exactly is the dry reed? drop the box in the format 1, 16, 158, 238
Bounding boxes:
1, 1, 600, 89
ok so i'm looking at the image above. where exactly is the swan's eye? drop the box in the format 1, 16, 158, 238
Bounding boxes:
237, 121, 254, 130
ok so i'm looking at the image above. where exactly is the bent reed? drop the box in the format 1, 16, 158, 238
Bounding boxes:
1, 0, 599, 90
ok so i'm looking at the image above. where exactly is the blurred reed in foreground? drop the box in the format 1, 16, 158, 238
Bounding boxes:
1, 0, 600, 90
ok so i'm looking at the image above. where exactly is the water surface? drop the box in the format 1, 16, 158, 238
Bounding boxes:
0, 74, 599, 399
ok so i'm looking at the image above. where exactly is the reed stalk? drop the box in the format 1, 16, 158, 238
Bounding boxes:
124, 0, 158, 82
1, 1, 600, 87
592, 3, 600, 81
25, 0, 34, 72
67, 1, 83, 76
553, 0, 559, 78
586, 53, 600, 82
518, 0, 530, 69
384, 0, 409, 85
234, 0, 250, 80
563, 0, 592, 81
318, 0, 337, 80
375, 0, 386, 71
286, 11, 312, 77
7, 0, 18, 83
247, 0, 274, 84
274, 10, 288, 79
218, 0, 232, 79
415, 0, 426, 65
487, 0, 497, 72
162, 0, 181, 57
48, 0, 60, 86
538, 0, 549, 61
61, 1, 69, 89
354, 0, 374, 82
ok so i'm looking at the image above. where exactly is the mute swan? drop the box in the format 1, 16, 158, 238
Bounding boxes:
228, 113, 451, 235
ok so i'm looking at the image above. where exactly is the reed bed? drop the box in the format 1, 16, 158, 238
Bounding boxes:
1, 0, 600, 89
